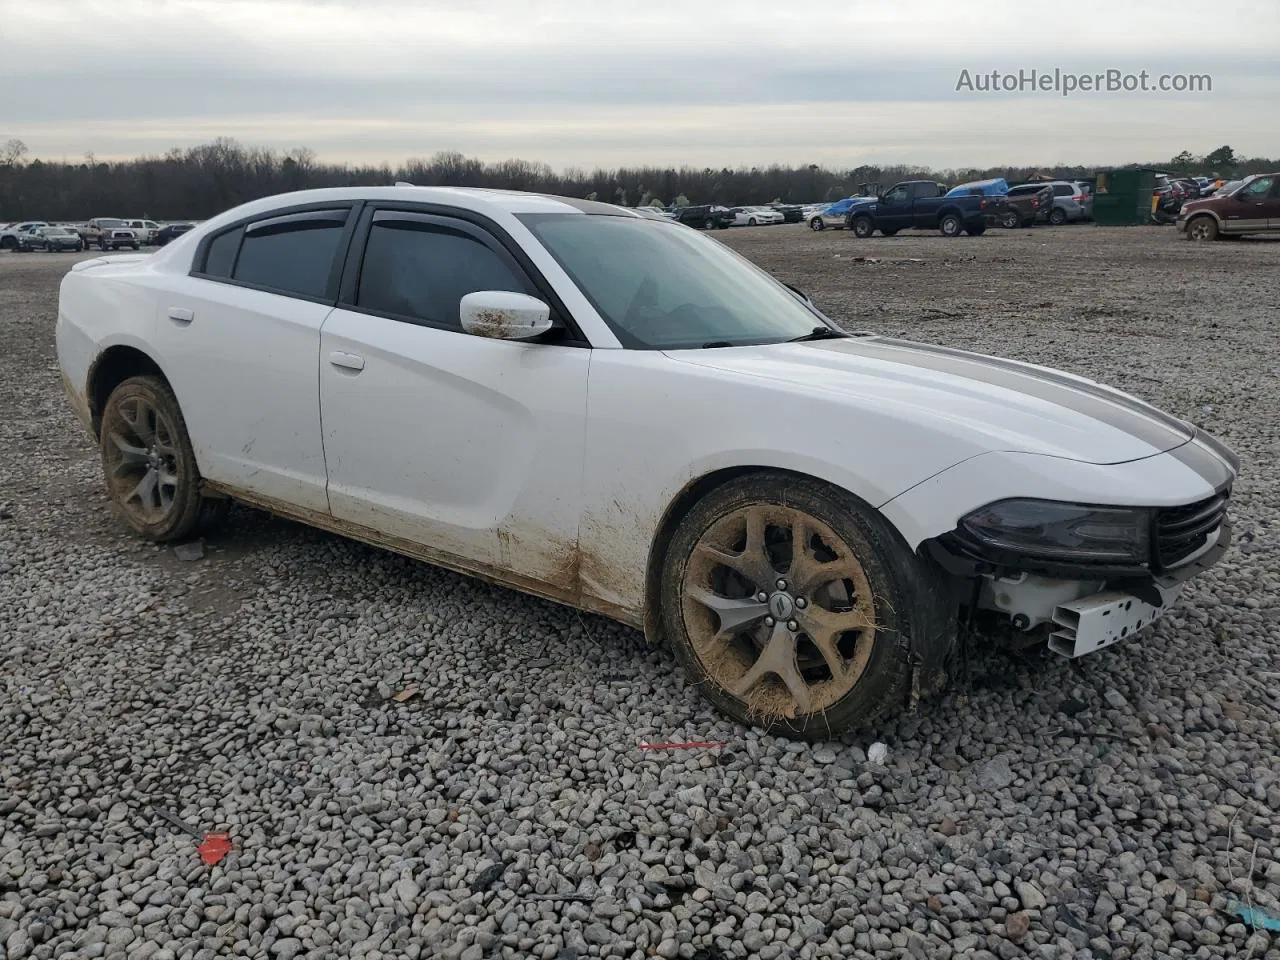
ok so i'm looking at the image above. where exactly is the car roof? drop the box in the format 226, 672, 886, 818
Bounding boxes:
196, 186, 646, 222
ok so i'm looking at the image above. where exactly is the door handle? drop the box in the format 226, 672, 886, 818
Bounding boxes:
328, 351, 365, 372
167, 306, 194, 324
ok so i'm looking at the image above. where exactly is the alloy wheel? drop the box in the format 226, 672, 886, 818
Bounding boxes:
102, 395, 182, 525
681, 503, 877, 719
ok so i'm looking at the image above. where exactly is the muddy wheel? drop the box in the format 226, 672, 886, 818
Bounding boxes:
999, 210, 1019, 229
1048, 207, 1067, 225
1185, 215, 1218, 242
809, 217, 824, 231
851, 216, 874, 238
661, 473, 946, 739
99, 375, 218, 542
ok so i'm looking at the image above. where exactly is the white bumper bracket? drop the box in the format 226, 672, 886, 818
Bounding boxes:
1047, 583, 1182, 659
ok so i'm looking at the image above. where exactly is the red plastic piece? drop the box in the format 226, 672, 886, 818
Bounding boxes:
196, 833, 232, 865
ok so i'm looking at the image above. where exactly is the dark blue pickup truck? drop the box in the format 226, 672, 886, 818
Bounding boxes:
844, 180, 1003, 237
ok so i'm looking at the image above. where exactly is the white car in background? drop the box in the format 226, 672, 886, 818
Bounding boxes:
731, 206, 785, 226
56, 186, 1237, 738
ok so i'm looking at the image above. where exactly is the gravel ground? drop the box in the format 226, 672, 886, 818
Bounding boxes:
1, 226, 1278, 960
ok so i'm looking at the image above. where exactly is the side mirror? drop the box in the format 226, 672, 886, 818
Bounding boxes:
460, 290, 554, 341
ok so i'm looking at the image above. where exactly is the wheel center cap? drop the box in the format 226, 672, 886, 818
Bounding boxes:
768, 592, 795, 620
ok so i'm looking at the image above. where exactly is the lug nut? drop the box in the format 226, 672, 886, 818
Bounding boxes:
776, 578, 788, 591
755, 591, 768, 602
795, 597, 807, 609
787, 619, 799, 632
764, 616, 776, 627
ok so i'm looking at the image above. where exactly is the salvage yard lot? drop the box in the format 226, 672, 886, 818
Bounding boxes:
1, 225, 1278, 960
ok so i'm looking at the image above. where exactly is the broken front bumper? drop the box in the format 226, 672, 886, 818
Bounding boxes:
1047, 581, 1181, 658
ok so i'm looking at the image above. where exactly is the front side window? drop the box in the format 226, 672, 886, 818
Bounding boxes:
355, 216, 530, 328
518, 213, 826, 350
1240, 177, 1274, 199
883, 186, 909, 204
231, 210, 348, 299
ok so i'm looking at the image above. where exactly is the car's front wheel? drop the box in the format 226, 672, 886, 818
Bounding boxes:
99, 375, 225, 541
661, 473, 945, 739
809, 218, 824, 231
850, 216, 874, 238
1185, 215, 1218, 242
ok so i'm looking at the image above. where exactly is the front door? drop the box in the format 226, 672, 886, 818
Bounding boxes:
1223, 176, 1275, 233
318, 208, 590, 592
875, 183, 913, 230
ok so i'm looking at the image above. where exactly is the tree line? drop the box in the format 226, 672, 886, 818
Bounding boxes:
0, 138, 1273, 221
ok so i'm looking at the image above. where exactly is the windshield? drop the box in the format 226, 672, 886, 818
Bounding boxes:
518, 213, 826, 349
98, 219, 125, 227
45, 227, 72, 236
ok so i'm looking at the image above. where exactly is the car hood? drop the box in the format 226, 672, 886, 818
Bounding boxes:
666, 335, 1194, 465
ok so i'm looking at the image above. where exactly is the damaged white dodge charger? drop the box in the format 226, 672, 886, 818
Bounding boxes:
57, 186, 1238, 738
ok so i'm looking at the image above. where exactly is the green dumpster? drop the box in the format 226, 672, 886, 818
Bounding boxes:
1092, 168, 1157, 225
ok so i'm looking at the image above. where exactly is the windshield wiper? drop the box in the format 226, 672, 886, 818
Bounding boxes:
787, 325, 848, 343
701, 340, 736, 348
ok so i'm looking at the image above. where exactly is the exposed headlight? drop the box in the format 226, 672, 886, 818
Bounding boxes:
959, 499, 1149, 564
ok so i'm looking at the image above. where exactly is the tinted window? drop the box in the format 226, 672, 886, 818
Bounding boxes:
1053, 184, 1074, 196
203, 228, 242, 278
232, 211, 347, 298
1240, 177, 1274, 198
356, 218, 530, 328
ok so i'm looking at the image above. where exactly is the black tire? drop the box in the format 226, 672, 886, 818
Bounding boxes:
880, 228, 899, 237
999, 211, 1018, 229
809, 218, 825, 231
130, 243, 140, 250
965, 224, 986, 236
939, 213, 963, 237
0, 236, 15, 251
661, 473, 952, 739
1185, 215, 1218, 242
99, 375, 220, 542
747, 217, 757, 226
1048, 207, 1067, 226
851, 216, 874, 238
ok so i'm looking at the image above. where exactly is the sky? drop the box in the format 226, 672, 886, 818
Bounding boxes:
1, 0, 1277, 171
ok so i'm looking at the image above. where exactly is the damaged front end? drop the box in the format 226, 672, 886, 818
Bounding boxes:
922, 490, 1233, 659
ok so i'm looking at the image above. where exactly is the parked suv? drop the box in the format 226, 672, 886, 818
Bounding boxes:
1178, 173, 1280, 241
1038, 181, 1093, 224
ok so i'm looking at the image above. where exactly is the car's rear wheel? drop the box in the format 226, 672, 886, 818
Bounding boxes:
1186, 215, 1218, 242
748, 217, 757, 226
661, 473, 944, 739
99, 376, 222, 542
939, 213, 963, 237
965, 224, 986, 236
809, 217, 824, 231
880, 228, 899, 236
1048, 207, 1067, 225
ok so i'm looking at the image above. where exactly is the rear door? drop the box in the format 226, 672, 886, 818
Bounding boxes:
150, 204, 355, 513
317, 206, 590, 591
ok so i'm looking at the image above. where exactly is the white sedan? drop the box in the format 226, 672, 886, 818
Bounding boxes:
57, 186, 1237, 738
731, 206, 785, 226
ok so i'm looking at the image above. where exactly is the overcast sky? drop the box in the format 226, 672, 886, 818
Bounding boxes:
2, 0, 1277, 170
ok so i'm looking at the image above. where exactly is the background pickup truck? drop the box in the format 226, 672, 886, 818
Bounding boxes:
80, 218, 141, 251
845, 180, 1000, 237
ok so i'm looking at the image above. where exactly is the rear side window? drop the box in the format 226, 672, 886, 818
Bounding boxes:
355, 215, 531, 329
1053, 184, 1074, 196
232, 210, 348, 299
203, 228, 242, 278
